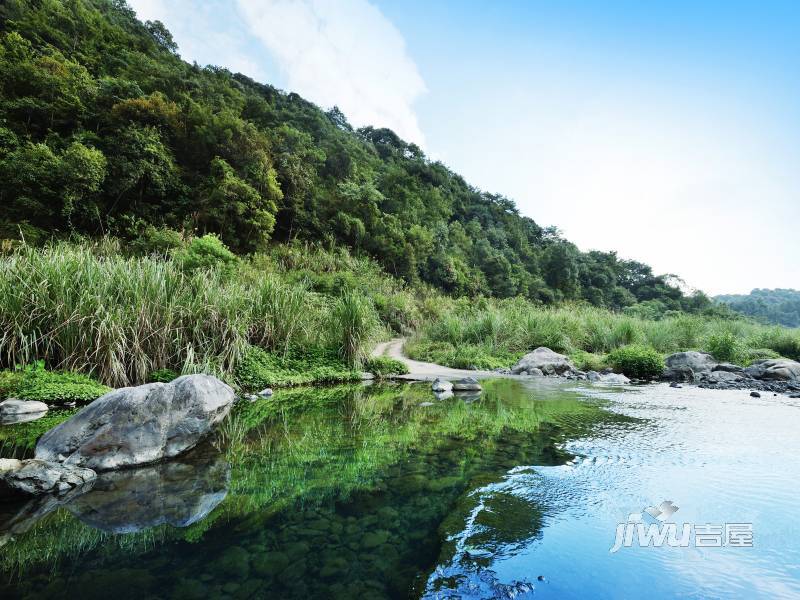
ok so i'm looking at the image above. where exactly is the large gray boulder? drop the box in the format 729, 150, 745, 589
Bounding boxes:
35, 375, 234, 471
745, 359, 800, 382
663, 351, 717, 382
511, 347, 576, 376
0, 458, 96, 496
665, 351, 717, 374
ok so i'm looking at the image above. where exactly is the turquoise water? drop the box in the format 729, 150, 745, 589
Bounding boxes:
1, 379, 799, 599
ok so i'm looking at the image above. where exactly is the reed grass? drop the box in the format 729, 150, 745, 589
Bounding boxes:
0, 243, 379, 386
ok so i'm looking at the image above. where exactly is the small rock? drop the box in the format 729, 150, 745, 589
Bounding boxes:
750, 391, 761, 398
258, 388, 273, 397
452, 377, 481, 391
537, 575, 546, 582
0, 459, 96, 496
669, 382, 682, 388
431, 378, 453, 393
0, 399, 49, 415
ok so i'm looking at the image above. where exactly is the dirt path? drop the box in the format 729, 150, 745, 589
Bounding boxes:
371, 338, 501, 381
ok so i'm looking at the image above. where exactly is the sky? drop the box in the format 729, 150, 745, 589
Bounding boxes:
127, 0, 800, 295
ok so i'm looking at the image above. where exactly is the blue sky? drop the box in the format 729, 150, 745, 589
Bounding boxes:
128, 0, 800, 295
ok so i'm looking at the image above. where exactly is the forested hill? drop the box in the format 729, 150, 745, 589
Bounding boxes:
716, 289, 800, 328
0, 0, 709, 311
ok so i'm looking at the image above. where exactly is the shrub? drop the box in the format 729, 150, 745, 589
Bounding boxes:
571, 350, 610, 372
706, 331, 743, 363
363, 356, 409, 377
235, 345, 359, 388
175, 234, 238, 274
740, 348, 782, 365
0, 362, 110, 405
148, 368, 180, 383
607, 345, 664, 379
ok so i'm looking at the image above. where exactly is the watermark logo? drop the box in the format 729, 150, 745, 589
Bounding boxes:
610, 500, 753, 553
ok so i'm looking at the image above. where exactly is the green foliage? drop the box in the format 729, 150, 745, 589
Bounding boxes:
363, 356, 409, 377
0, 362, 109, 405
0, 409, 76, 457
174, 234, 238, 274
570, 350, 610, 372
740, 348, 782, 365
706, 331, 743, 363
330, 291, 379, 368
716, 289, 800, 328
235, 346, 359, 389
607, 345, 665, 379
148, 368, 179, 383
0, 0, 706, 311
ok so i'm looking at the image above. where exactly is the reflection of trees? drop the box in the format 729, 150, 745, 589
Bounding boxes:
1, 379, 614, 595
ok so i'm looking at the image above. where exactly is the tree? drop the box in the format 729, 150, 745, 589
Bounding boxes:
197, 157, 279, 252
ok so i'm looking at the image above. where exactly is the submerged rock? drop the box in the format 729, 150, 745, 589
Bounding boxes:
35, 374, 234, 471
0, 458, 96, 496
431, 378, 453, 393
452, 377, 482, 391
433, 390, 453, 401
259, 387, 275, 396
701, 370, 745, 384
511, 348, 576, 376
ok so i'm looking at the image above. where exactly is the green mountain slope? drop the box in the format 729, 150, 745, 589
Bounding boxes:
0, 0, 708, 311
716, 289, 800, 328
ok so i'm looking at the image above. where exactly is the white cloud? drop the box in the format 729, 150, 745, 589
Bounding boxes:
127, 0, 269, 82
235, 0, 427, 145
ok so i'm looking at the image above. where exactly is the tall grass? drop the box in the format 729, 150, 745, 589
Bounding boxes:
329, 291, 379, 368
409, 297, 800, 368
0, 243, 376, 386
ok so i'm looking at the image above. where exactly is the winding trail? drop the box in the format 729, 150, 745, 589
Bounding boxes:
371, 338, 502, 381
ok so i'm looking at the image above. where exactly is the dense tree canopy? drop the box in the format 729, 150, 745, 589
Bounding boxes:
716, 289, 800, 328
0, 0, 709, 311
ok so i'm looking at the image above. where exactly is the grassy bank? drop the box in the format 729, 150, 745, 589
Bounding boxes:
407, 297, 800, 375
1, 240, 797, 392
0, 239, 421, 390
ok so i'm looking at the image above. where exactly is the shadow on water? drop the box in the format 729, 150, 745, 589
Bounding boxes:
0, 379, 626, 599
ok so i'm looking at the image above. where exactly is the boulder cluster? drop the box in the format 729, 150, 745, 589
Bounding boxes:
0, 374, 235, 498
508, 347, 631, 384
662, 351, 800, 394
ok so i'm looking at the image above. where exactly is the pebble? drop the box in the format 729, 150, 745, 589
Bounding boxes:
750, 391, 761, 398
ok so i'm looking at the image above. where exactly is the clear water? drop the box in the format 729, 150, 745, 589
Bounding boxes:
1, 379, 799, 599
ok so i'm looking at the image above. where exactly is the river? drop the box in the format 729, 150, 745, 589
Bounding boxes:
1, 379, 799, 599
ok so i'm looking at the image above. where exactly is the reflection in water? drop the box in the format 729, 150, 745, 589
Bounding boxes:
0, 446, 228, 545
1, 411, 49, 426
67, 447, 229, 534
1, 380, 799, 599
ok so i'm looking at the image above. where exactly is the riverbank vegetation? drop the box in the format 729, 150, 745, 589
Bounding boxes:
1, 1, 799, 388
0, 239, 418, 389
406, 299, 800, 374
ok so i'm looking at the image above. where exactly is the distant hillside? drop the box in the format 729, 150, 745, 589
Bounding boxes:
715, 289, 800, 328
